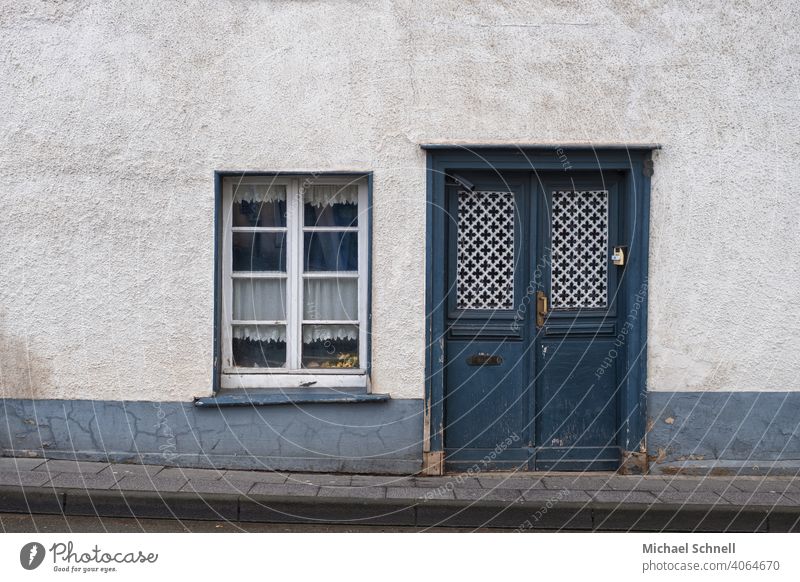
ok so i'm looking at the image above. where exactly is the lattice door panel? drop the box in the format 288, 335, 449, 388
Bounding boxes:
456, 191, 515, 310
550, 190, 608, 309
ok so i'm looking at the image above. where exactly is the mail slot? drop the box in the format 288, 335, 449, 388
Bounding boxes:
468, 353, 503, 366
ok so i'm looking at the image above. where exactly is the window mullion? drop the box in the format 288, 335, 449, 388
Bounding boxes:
295, 179, 304, 370
287, 179, 302, 369
358, 181, 368, 375
222, 179, 233, 370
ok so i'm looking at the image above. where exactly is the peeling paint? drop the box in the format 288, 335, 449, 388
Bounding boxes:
648, 392, 800, 470
619, 450, 648, 475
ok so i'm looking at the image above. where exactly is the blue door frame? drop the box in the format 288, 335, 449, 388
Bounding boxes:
423, 145, 657, 472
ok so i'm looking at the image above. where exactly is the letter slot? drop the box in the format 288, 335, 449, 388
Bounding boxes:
468, 353, 503, 366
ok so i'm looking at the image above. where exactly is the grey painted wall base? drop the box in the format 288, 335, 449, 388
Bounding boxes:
0, 398, 424, 475
4, 392, 799, 476
647, 392, 800, 476
651, 460, 800, 477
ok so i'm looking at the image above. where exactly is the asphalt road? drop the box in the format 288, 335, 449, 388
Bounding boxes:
0, 513, 495, 533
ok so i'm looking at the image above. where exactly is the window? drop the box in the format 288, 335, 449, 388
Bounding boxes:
220, 175, 369, 389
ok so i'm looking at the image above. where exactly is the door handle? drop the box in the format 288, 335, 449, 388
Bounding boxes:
536, 291, 548, 328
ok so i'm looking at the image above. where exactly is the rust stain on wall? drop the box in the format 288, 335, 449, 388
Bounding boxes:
0, 312, 53, 398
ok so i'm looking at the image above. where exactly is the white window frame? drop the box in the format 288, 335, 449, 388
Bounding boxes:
220, 175, 369, 390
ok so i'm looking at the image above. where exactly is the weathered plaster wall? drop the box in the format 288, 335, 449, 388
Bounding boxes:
0, 398, 424, 474
647, 392, 800, 474
1, 0, 798, 401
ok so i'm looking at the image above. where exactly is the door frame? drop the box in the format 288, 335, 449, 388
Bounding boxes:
423, 145, 658, 474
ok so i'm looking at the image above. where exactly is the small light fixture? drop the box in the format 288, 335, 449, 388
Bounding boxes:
449, 174, 474, 192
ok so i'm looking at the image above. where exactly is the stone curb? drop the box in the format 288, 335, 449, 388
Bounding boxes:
1, 486, 799, 531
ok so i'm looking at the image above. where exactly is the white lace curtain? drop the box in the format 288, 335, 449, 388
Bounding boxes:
232, 184, 358, 207
232, 325, 358, 343
232, 278, 358, 343
232, 325, 287, 343
304, 184, 358, 207
231, 182, 359, 344
233, 184, 286, 204
303, 278, 358, 321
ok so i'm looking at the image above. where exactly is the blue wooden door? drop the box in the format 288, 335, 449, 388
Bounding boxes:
442, 172, 533, 470
443, 171, 625, 471
533, 173, 623, 470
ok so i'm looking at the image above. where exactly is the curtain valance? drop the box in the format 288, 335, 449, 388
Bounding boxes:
303, 184, 358, 208
233, 184, 287, 204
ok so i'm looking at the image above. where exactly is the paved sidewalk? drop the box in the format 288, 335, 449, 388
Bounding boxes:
1, 457, 799, 531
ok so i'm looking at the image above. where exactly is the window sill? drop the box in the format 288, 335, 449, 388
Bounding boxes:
219, 372, 368, 390
194, 389, 389, 408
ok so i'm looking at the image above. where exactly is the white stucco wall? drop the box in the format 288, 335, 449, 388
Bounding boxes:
1, 0, 798, 401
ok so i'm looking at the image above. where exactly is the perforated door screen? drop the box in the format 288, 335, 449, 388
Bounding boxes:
551, 190, 609, 309
456, 190, 515, 310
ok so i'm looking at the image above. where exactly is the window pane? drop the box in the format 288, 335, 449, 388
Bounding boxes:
231, 324, 286, 367
303, 232, 357, 271
303, 278, 357, 320
301, 325, 359, 369
550, 190, 608, 309
233, 278, 286, 321
233, 232, 286, 271
232, 185, 287, 227
304, 184, 358, 227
